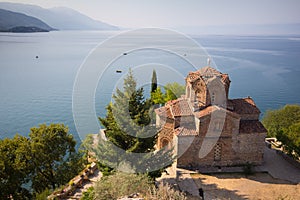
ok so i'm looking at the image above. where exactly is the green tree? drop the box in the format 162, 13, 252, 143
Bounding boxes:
262, 104, 300, 158
29, 124, 84, 193
164, 82, 185, 102
100, 69, 156, 153
0, 135, 32, 199
277, 122, 300, 158
97, 70, 173, 176
151, 86, 165, 105
0, 124, 85, 198
151, 82, 185, 104
262, 104, 300, 137
99, 103, 132, 150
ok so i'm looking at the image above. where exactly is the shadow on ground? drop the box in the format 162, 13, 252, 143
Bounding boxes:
202, 172, 296, 185
192, 176, 248, 200
159, 174, 248, 200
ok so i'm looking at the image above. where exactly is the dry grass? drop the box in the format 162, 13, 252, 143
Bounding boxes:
93, 172, 187, 200
147, 183, 187, 200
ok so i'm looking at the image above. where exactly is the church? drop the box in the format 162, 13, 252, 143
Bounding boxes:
155, 66, 267, 169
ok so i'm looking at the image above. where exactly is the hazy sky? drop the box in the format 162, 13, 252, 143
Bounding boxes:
1, 0, 300, 28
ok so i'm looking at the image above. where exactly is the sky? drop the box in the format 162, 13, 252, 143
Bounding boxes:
1, 0, 300, 28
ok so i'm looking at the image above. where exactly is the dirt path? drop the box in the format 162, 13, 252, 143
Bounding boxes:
192, 172, 300, 200
158, 147, 300, 200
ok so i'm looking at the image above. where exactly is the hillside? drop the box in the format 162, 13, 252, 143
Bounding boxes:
0, 2, 119, 30
0, 8, 54, 32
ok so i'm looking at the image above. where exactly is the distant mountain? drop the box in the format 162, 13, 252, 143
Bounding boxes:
0, 2, 119, 30
0, 8, 54, 32
47, 7, 119, 30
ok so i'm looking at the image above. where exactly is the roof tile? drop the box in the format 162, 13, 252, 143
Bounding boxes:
239, 120, 267, 133
228, 98, 260, 114
169, 98, 193, 117
173, 127, 198, 136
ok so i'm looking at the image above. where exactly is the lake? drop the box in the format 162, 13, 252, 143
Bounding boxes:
0, 30, 299, 142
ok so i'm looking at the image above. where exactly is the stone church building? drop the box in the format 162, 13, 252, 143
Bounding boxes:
155, 66, 267, 169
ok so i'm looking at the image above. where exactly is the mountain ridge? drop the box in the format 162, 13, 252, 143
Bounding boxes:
0, 2, 119, 30
0, 8, 54, 32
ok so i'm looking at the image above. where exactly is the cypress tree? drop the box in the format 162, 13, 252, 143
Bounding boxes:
151, 69, 157, 94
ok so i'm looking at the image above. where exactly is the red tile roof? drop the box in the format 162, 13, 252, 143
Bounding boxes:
197, 66, 222, 76
156, 98, 193, 118
239, 120, 267, 133
195, 106, 216, 117
221, 74, 230, 84
155, 106, 173, 118
169, 98, 193, 117
187, 66, 229, 86
228, 98, 260, 114
173, 127, 198, 136
158, 127, 174, 137
187, 71, 200, 82
194, 105, 239, 119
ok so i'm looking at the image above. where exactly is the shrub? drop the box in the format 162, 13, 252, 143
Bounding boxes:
93, 172, 187, 200
81, 187, 95, 200
97, 162, 114, 176
147, 183, 187, 200
34, 188, 52, 200
243, 162, 254, 176
94, 172, 151, 199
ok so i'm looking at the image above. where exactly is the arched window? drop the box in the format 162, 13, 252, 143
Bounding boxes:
161, 138, 171, 149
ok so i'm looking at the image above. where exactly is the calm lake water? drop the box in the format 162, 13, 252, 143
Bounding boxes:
0, 30, 300, 142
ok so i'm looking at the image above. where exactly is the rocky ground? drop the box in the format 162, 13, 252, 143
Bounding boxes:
68, 169, 102, 200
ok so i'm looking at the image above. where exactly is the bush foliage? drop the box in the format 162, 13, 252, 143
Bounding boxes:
262, 104, 300, 158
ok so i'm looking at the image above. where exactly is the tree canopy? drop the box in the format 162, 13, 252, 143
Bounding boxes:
0, 135, 32, 199
151, 82, 185, 105
29, 124, 84, 192
262, 104, 300, 137
262, 104, 300, 158
0, 124, 84, 199
97, 69, 173, 176
164, 82, 185, 101
99, 69, 156, 153
277, 122, 300, 158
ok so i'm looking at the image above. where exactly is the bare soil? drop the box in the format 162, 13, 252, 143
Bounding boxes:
191, 172, 300, 200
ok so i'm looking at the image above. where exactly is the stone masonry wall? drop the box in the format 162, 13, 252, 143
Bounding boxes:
176, 112, 266, 168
